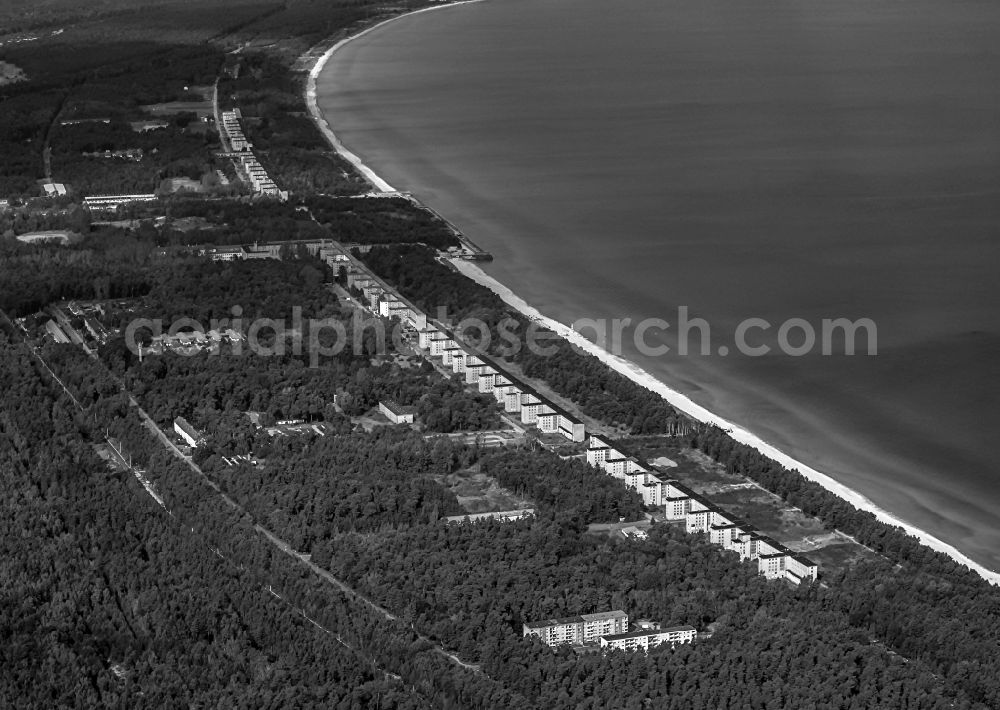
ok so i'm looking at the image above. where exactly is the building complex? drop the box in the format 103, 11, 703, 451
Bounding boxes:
219, 109, 285, 199
523, 610, 629, 646
599, 625, 697, 652
318, 242, 588, 442
524, 611, 696, 653
587, 436, 819, 584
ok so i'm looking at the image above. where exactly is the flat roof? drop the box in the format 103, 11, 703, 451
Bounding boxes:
580, 610, 628, 622
526, 609, 627, 629
601, 625, 696, 642
756, 534, 786, 550
791, 554, 817, 567
174, 416, 202, 439
524, 616, 584, 629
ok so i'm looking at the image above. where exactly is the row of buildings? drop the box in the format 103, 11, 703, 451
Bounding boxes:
523, 611, 696, 652
219, 109, 284, 198
419, 326, 586, 442
321, 242, 429, 332
318, 238, 817, 584
202, 243, 286, 262
82, 194, 158, 212
586, 436, 818, 584
320, 242, 588, 442
445, 509, 535, 524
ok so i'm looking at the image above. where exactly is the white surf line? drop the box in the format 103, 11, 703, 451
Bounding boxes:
304, 3, 1000, 586
450, 259, 1000, 586
306, 0, 487, 194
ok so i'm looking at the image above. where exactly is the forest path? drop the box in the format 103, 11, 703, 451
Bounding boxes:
17, 328, 482, 695
117, 367, 486, 676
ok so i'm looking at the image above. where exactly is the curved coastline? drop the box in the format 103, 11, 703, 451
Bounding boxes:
303, 4, 1000, 586
306, 1, 487, 194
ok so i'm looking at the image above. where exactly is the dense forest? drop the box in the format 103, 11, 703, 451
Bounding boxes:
306, 195, 460, 249
0, 335, 436, 707
31, 319, 1000, 709
19, 328, 530, 708
6, 0, 1000, 706
0, 228, 160, 316
481, 448, 646, 522
219, 51, 369, 197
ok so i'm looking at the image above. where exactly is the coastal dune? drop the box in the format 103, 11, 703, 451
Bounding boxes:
303, 0, 1000, 585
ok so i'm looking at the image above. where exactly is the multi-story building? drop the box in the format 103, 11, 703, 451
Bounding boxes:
586, 436, 614, 466
431, 331, 451, 357
82, 194, 157, 211
523, 610, 629, 647
519, 393, 543, 424
582, 440, 819, 585
640, 477, 667, 506
503, 388, 523, 413
599, 625, 697, 652
785, 554, 819, 583
465, 363, 489, 385
439, 342, 458, 366
445, 509, 534, 524
417, 327, 437, 350
478, 370, 498, 393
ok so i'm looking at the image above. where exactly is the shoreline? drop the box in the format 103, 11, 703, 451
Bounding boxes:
306, 1, 487, 195
302, 5, 1000, 585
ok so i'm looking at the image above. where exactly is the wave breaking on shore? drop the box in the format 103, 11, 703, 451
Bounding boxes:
303, 2, 1000, 586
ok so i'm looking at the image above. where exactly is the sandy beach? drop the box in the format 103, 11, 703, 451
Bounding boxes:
303, 1, 1000, 585
306, 1, 487, 194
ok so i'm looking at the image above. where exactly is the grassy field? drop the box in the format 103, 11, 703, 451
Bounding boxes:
432, 467, 533, 514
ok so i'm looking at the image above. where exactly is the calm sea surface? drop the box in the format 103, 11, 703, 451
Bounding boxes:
316, 0, 1000, 569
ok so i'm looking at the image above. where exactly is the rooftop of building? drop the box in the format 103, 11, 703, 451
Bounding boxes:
380, 400, 416, 417
756, 534, 787, 550
525, 609, 627, 629
601, 625, 697, 642
174, 416, 202, 440
580, 610, 628, 623
524, 616, 584, 629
